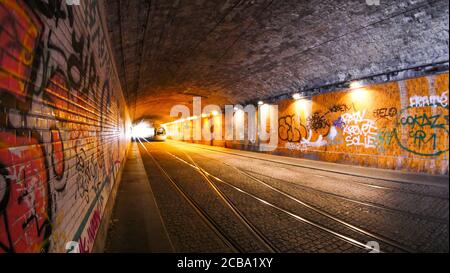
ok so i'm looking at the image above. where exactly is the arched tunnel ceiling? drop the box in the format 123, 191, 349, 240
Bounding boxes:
104, 0, 449, 123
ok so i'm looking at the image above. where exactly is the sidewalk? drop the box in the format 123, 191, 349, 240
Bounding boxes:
104, 143, 174, 252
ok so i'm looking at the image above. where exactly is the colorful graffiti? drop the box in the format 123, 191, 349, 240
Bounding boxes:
275, 74, 448, 174
278, 114, 307, 143
0, 131, 52, 253
0, 0, 130, 253
409, 91, 448, 108
378, 107, 449, 156
167, 74, 448, 175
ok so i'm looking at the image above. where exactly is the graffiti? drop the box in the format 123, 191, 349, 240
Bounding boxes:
75, 149, 100, 204
171, 76, 448, 174
409, 91, 448, 108
50, 127, 67, 190
0, 0, 42, 99
306, 112, 330, 133
0, 131, 52, 253
78, 206, 101, 253
373, 107, 398, 120
285, 132, 328, 152
279, 112, 329, 151
278, 102, 351, 150
378, 108, 449, 156
327, 104, 350, 113
278, 114, 307, 142
0, 0, 130, 253
332, 116, 346, 129
399, 112, 448, 130
341, 110, 378, 148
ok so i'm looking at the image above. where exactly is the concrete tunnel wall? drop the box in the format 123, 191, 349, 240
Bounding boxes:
166, 73, 449, 176
0, 0, 131, 253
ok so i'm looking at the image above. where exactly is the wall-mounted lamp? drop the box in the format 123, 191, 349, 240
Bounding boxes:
350, 81, 364, 89
257, 101, 264, 105
292, 93, 302, 100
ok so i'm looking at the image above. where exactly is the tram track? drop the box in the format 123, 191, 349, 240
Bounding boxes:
168, 141, 448, 200
166, 149, 402, 253
138, 139, 277, 253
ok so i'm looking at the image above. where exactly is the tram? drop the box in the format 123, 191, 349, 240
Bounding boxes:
153, 127, 167, 141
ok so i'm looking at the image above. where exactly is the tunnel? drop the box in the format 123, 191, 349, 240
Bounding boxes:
0, 0, 449, 258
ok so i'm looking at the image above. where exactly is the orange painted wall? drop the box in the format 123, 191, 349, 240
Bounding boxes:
277, 73, 448, 175
166, 73, 449, 175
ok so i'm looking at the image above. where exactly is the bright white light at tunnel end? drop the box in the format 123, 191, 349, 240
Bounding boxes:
131, 121, 154, 139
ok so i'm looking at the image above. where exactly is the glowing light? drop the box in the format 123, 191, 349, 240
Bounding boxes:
259, 103, 270, 114
292, 93, 302, 100
350, 81, 364, 89
131, 121, 154, 139
211, 110, 219, 116
235, 108, 244, 124
294, 98, 312, 120
201, 113, 208, 118
257, 101, 264, 105
351, 88, 368, 101
295, 98, 309, 109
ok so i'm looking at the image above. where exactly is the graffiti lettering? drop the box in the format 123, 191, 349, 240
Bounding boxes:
409, 91, 448, 108
373, 107, 398, 120
0, 0, 129, 253
278, 114, 305, 142
399, 112, 449, 130
75, 148, 100, 204
327, 104, 350, 113
377, 108, 449, 156
341, 110, 378, 148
